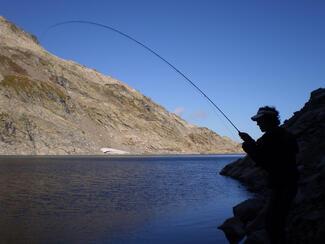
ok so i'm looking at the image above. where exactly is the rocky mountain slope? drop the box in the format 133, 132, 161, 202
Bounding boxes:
220, 88, 325, 243
0, 16, 242, 155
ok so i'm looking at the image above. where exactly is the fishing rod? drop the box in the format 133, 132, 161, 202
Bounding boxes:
44, 20, 240, 133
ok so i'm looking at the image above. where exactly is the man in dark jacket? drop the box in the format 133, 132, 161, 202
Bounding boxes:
239, 106, 299, 244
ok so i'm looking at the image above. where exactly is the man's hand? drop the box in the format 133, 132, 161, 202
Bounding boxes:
239, 132, 256, 154
238, 132, 254, 143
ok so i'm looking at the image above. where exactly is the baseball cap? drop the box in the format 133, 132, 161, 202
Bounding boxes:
251, 107, 278, 121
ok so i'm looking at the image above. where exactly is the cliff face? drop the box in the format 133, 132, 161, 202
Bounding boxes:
0, 17, 242, 155
220, 88, 325, 243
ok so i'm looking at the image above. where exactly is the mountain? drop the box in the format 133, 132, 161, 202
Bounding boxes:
0, 16, 242, 155
219, 88, 325, 243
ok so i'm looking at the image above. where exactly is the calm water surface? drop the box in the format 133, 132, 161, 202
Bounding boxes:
0, 155, 250, 243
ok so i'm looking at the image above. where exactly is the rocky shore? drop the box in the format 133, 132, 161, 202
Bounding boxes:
219, 88, 325, 243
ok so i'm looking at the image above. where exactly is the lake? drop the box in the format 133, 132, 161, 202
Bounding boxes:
0, 155, 250, 243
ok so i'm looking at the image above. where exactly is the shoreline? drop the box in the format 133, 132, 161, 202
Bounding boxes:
0, 153, 246, 159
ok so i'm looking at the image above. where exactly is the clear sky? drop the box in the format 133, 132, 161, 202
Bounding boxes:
2, 0, 324, 141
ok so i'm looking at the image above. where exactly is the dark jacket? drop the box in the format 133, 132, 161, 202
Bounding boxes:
242, 127, 299, 188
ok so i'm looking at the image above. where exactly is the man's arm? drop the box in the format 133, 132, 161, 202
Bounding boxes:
239, 132, 265, 167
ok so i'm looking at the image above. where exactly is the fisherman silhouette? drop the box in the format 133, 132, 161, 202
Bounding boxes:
239, 106, 299, 244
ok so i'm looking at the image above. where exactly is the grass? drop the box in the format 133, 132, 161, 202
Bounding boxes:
0, 54, 27, 75
0, 75, 68, 103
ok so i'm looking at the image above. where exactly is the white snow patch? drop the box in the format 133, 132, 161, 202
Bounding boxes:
100, 148, 129, 155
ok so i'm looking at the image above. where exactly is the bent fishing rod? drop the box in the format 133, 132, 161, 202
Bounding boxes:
44, 20, 240, 133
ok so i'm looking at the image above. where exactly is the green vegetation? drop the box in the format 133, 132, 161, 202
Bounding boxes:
0, 54, 27, 75
1, 75, 68, 104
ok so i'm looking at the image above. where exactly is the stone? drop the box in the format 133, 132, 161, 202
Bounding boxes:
233, 198, 264, 223
218, 217, 246, 244
244, 229, 270, 244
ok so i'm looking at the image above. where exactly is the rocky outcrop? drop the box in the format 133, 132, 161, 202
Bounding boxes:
0, 16, 242, 154
218, 217, 246, 243
218, 198, 267, 243
219, 88, 325, 243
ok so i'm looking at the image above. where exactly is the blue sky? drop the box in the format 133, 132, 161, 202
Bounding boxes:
2, 0, 324, 141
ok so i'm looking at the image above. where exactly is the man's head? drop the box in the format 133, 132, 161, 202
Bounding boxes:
251, 106, 280, 132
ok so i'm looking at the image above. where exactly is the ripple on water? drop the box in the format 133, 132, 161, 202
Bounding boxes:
0, 155, 250, 243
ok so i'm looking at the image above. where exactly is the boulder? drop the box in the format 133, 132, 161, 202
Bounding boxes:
218, 217, 246, 244
233, 198, 264, 223
244, 229, 270, 244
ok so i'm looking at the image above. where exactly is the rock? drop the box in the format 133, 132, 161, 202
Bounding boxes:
220, 156, 268, 192
55, 76, 69, 88
316, 156, 325, 170
233, 198, 264, 223
244, 229, 270, 244
301, 211, 322, 222
218, 217, 246, 244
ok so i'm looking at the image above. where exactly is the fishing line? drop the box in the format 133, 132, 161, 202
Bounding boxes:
43, 20, 240, 133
